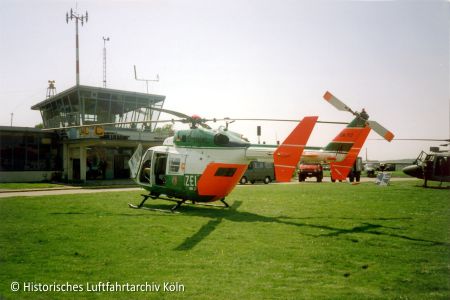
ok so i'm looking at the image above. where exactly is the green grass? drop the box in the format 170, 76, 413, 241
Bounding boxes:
387, 170, 412, 178
0, 182, 67, 190
0, 181, 449, 299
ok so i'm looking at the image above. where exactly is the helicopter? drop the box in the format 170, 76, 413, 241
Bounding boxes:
124, 91, 394, 212
127, 115, 317, 212
402, 146, 450, 188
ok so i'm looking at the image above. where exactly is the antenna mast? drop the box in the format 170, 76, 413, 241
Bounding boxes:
102, 37, 110, 88
46, 80, 57, 98
66, 8, 88, 86
133, 65, 159, 93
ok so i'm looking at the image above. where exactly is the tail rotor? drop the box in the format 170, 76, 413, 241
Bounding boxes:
323, 91, 394, 142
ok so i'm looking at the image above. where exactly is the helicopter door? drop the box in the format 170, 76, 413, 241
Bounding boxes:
137, 149, 154, 185
129, 144, 143, 179
435, 156, 450, 178
153, 152, 169, 186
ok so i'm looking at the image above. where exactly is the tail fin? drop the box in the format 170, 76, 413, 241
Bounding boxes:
274, 116, 318, 182
322, 90, 394, 180
326, 117, 371, 180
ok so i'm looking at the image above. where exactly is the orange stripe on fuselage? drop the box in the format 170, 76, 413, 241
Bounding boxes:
197, 163, 248, 201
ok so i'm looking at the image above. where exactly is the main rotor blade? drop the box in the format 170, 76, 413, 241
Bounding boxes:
150, 107, 212, 129
369, 138, 450, 142
367, 120, 395, 142
205, 118, 348, 125
323, 91, 356, 115
197, 122, 211, 129
150, 107, 190, 119
42, 119, 180, 131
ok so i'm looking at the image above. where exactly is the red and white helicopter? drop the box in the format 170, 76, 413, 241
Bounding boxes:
126, 91, 394, 212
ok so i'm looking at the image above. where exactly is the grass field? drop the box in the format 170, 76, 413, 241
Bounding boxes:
0, 180, 449, 299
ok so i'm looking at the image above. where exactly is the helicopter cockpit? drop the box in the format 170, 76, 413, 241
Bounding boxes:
138, 150, 169, 186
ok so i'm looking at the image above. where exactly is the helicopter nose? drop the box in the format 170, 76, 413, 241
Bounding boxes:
402, 165, 423, 179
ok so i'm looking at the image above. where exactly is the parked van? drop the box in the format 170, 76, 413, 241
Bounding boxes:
240, 161, 275, 184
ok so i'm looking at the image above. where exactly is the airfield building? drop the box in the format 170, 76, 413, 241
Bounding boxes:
0, 85, 168, 183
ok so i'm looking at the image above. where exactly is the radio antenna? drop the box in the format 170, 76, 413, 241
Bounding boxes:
133, 65, 159, 93
102, 37, 110, 88
66, 7, 88, 86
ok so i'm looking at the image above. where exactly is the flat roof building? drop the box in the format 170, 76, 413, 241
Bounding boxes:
0, 126, 61, 182
31, 85, 165, 131
1, 85, 169, 183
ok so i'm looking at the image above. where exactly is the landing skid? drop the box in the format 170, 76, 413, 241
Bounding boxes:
128, 203, 180, 214
186, 198, 229, 208
128, 194, 229, 212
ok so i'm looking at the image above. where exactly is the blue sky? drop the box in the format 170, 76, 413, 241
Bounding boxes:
0, 0, 448, 160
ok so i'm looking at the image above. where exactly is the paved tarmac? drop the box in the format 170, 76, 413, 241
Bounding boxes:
0, 187, 141, 198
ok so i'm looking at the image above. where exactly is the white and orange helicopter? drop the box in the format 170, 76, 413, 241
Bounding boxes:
123, 91, 394, 212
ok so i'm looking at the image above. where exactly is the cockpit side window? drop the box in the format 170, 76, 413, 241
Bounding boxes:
168, 154, 185, 175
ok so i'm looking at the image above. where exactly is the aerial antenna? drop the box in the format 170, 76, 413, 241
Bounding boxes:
66, 7, 88, 86
102, 37, 110, 88
133, 65, 159, 93
225, 119, 235, 131
257, 126, 261, 144
46, 80, 57, 98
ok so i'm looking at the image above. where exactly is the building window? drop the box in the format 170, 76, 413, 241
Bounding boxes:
0, 132, 61, 172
